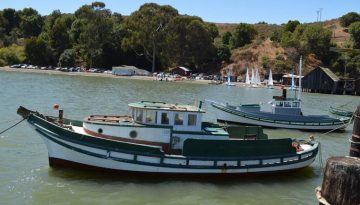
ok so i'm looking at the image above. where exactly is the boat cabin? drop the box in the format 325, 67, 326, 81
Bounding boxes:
128, 101, 204, 132
272, 89, 301, 116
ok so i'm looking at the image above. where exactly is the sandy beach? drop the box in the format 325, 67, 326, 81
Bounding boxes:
0, 66, 214, 85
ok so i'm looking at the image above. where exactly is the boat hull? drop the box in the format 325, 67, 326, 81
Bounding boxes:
212, 102, 348, 131
25, 114, 318, 175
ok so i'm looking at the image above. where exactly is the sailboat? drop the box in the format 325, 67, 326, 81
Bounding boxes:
267, 69, 273, 89
226, 67, 235, 86
245, 68, 250, 85
250, 69, 255, 84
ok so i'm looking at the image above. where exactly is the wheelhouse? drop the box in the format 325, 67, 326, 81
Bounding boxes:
129, 101, 204, 132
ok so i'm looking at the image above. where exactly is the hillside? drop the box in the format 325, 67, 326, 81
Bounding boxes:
216, 19, 352, 78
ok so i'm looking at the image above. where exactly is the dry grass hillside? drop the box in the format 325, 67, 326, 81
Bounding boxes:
216, 19, 351, 78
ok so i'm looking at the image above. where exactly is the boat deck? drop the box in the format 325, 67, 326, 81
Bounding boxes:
85, 115, 135, 125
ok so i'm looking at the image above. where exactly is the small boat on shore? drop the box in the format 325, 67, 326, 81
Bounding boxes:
329, 106, 353, 118
17, 101, 318, 176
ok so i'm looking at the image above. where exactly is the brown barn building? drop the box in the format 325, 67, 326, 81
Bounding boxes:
302, 67, 341, 94
302, 66, 358, 95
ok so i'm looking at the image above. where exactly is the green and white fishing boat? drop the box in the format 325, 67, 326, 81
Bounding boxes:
17, 101, 318, 176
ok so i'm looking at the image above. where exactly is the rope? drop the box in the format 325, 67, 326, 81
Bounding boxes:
0, 118, 21, 125
319, 113, 354, 136
0, 117, 28, 135
349, 138, 360, 144
318, 142, 324, 173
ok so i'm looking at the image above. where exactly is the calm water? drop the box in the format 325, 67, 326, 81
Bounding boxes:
0, 71, 358, 205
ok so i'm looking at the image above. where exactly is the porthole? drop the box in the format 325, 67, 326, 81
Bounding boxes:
129, 130, 137, 138
98, 128, 103, 134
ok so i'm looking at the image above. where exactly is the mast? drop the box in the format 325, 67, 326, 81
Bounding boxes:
291, 68, 295, 90
297, 56, 302, 100
245, 67, 250, 84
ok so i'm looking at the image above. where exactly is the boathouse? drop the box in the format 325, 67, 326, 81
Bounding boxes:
302, 67, 341, 94
170, 66, 192, 76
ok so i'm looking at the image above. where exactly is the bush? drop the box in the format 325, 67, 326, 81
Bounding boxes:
340, 12, 360, 27
0, 44, 25, 65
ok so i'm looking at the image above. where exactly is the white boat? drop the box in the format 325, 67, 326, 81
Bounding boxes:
210, 57, 351, 131
267, 69, 273, 89
17, 101, 319, 176
245, 68, 250, 85
226, 67, 235, 86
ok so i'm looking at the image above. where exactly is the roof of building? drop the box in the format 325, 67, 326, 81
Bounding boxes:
128, 101, 204, 113
318, 67, 340, 82
172, 66, 191, 72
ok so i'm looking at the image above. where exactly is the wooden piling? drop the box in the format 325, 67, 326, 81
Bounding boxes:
316, 105, 360, 205
350, 105, 360, 157
316, 157, 360, 205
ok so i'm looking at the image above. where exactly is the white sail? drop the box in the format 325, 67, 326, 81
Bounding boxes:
251, 69, 255, 84
268, 69, 273, 86
227, 67, 231, 84
297, 56, 302, 100
245, 68, 250, 84
255, 68, 260, 84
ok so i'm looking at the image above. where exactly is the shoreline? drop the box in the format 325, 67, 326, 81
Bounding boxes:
0, 66, 212, 85
0, 66, 284, 89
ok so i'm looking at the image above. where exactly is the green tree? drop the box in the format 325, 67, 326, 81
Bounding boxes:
349, 22, 360, 49
300, 25, 332, 61
122, 3, 179, 72
2, 8, 21, 34
205, 23, 219, 40
284, 20, 300, 33
59, 49, 76, 67
216, 44, 231, 63
340, 12, 360, 27
0, 44, 25, 65
24, 37, 52, 65
19, 8, 44, 37
70, 3, 114, 67
164, 15, 216, 71
222, 31, 232, 45
229, 23, 257, 49
48, 15, 74, 59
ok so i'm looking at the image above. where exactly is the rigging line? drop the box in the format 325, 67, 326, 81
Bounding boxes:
0, 118, 21, 125
0, 117, 28, 135
319, 114, 354, 136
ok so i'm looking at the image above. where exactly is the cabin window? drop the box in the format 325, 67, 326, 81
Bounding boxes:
136, 109, 143, 122
146, 110, 157, 124
292, 102, 299, 107
161, 112, 169, 124
188, 114, 197, 126
174, 113, 184, 125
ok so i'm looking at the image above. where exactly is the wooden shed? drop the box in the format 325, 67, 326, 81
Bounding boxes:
170, 66, 192, 76
302, 67, 341, 94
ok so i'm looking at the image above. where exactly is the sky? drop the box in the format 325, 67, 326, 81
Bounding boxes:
0, 0, 358, 24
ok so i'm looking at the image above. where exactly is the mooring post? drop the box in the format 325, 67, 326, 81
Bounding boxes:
58, 109, 64, 125
316, 105, 360, 205
350, 105, 360, 157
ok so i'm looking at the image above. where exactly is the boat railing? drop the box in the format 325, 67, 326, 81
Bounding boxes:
213, 103, 350, 127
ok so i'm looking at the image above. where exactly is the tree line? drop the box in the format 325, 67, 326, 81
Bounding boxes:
0, 2, 359, 76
